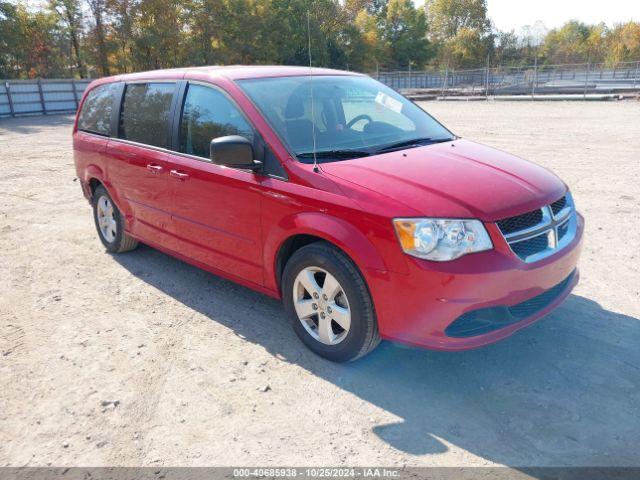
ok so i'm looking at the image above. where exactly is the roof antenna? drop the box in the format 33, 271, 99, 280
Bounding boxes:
307, 10, 319, 173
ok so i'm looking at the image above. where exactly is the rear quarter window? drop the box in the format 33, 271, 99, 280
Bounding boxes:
78, 83, 118, 136
120, 83, 175, 148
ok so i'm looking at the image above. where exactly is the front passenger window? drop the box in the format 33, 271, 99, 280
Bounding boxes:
179, 84, 254, 159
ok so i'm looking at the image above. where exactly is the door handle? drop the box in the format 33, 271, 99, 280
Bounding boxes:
170, 169, 190, 181
146, 164, 163, 174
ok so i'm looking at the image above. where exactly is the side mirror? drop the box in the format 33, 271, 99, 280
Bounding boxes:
210, 135, 261, 171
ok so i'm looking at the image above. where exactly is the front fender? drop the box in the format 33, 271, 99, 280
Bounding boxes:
263, 211, 390, 294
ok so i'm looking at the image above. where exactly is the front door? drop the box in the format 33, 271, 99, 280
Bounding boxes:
165, 83, 264, 285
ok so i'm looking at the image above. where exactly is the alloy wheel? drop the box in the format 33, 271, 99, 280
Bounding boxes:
292, 266, 351, 345
96, 195, 117, 243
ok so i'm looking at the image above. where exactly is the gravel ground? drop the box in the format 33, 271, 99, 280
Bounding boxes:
1, 101, 639, 468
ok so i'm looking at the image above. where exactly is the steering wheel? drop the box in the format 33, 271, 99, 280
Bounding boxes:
346, 114, 373, 130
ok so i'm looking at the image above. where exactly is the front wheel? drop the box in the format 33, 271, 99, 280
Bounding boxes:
282, 242, 380, 362
92, 185, 138, 253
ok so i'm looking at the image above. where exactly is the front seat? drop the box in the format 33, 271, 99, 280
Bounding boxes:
284, 95, 319, 152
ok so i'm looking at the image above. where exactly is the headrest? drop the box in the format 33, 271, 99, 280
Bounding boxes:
285, 95, 305, 119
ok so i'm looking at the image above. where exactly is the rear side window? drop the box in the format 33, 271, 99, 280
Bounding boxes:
179, 84, 254, 159
78, 83, 117, 136
120, 83, 175, 148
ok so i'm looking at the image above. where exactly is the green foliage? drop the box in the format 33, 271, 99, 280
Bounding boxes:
1, 1, 72, 77
425, 0, 492, 67
0, 0, 638, 78
384, 0, 430, 68
541, 21, 596, 64
604, 22, 640, 66
425, 0, 490, 40
494, 30, 524, 66
50, 0, 86, 76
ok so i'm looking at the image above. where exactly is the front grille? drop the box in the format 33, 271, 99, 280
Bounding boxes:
550, 196, 567, 215
445, 270, 576, 338
496, 194, 576, 263
511, 234, 549, 258
557, 221, 569, 241
497, 209, 543, 235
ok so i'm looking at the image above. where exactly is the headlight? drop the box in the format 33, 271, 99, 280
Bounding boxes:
393, 218, 493, 261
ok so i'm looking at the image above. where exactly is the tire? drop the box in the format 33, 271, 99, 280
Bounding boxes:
92, 185, 138, 253
282, 241, 380, 362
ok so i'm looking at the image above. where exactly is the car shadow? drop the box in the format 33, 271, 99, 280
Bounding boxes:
0, 113, 74, 135
112, 244, 640, 467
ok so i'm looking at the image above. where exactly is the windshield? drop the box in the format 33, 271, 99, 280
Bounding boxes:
237, 75, 454, 163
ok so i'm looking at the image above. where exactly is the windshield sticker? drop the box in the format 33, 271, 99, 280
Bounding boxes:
375, 92, 403, 114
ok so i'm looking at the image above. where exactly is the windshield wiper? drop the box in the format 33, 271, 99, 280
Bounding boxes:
374, 137, 453, 154
296, 149, 371, 160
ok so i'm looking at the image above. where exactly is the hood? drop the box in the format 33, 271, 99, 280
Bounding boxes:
320, 139, 567, 221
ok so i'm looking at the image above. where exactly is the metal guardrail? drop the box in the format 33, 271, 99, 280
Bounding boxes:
0, 79, 92, 117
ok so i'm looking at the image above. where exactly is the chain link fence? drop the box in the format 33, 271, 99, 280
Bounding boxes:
373, 60, 640, 98
2, 60, 639, 118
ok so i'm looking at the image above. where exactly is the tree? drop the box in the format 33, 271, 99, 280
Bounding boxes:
221, 0, 271, 64
50, 0, 86, 77
0, 2, 25, 77
354, 8, 385, 69
541, 21, 593, 64
384, 0, 430, 68
424, 0, 491, 67
605, 21, 640, 66
86, 0, 111, 75
448, 26, 487, 67
4, 0, 637, 79
586, 23, 608, 63
495, 30, 522, 66
129, 0, 187, 70
0, 2, 71, 78
105, 0, 137, 73
425, 0, 490, 40
344, 0, 387, 19
517, 21, 547, 61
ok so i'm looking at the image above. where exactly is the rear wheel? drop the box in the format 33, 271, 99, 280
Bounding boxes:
282, 242, 380, 362
92, 185, 138, 253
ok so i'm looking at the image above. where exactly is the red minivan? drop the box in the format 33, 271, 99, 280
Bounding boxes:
73, 66, 583, 362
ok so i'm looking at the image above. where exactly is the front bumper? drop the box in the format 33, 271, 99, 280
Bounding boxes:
366, 213, 584, 350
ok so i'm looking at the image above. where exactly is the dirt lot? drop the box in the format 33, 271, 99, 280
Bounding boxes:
1, 101, 639, 468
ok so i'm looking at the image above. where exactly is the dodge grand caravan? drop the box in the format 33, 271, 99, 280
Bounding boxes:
73, 66, 584, 362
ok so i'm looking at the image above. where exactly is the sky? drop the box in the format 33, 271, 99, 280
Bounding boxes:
485, 0, 638, 32
415, 0, 638, 32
